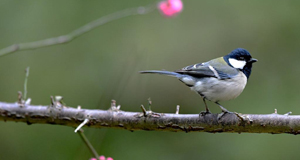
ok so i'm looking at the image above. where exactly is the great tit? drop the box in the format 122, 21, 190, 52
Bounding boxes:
140, 48, 257, 115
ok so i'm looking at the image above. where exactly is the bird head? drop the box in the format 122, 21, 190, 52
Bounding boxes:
224, 48, 257, 78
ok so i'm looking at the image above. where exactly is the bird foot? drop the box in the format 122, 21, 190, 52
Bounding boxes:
199, 110, 212, 117
217, 110, 233, 120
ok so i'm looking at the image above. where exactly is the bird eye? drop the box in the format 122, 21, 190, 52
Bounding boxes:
238, 57, 245, 60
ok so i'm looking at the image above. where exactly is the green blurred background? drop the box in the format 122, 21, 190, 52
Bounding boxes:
1, 0, 300, 159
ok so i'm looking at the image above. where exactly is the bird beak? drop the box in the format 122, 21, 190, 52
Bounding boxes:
249, 58, 258, 63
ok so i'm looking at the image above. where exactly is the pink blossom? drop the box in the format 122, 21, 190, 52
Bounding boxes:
99, 156, 106, 160
158, 0, 183, 17
90, 156, 113, 160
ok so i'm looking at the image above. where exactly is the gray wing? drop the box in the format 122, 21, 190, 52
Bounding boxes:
175, 58, 239, 79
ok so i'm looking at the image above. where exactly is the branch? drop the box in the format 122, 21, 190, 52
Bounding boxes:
0, 4, 156, 57
1, 101, 299, 134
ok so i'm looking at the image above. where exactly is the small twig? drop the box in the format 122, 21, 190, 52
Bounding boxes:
75, 119, 89, 133
0, 3, 156, 57
77, 129, 99, 159
175, 105, 180, 114
23, 67, 30, 100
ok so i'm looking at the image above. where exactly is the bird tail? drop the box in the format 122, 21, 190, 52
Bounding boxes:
140, 70, 181, 77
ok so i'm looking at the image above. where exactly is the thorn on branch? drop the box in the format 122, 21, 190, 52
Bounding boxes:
75, 118, 90, 133
25, 98, 31, 105
141, 105, 147, 116
138, 105, 161, 118
175, 105, 180, 114
17, 91, 24, 107
273, 109, 292, 115
55, 96, 66, 108
284, 112, 292, 115
235, 112, 253, 124
50, 96, 55, 107
49, 96, 66, 109
109, 99, 121, 112
111, 99, 116, 108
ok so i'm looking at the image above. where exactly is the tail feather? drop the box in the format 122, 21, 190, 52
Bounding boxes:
140, 70, 181, 77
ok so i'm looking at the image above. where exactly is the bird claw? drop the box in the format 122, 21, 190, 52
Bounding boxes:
199, 111, 212, 117
217, 110, 233, 120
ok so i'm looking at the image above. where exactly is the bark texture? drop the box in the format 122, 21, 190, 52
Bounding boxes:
1, 102, 299, 134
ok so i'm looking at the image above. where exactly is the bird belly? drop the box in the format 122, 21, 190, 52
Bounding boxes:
180, 76, 196, 86
191, 72, 247, 102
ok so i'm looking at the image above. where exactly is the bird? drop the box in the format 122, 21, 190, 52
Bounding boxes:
140, 48, 257, 116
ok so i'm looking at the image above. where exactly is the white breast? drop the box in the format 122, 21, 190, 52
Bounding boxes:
191, 72, 247, 102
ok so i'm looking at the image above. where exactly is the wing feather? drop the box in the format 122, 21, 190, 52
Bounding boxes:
175, 57, 239, 79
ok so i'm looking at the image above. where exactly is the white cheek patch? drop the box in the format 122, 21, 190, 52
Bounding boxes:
228, 58, 246, 69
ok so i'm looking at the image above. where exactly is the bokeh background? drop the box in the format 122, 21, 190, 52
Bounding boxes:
1, 0, 300, 159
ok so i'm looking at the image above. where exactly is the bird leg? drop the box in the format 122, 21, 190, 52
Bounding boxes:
215, 102, 233, 120
199, 98, 211, 116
